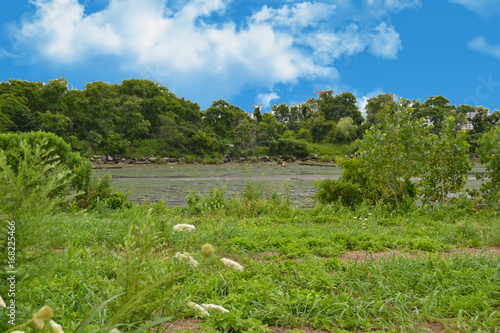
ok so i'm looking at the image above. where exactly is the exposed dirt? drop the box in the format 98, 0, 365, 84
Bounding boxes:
337, 247, 500, 262
252, 248, 500, 264
419, 320, 451, 333
162, 318, 202, 332
163, 318, 336, 333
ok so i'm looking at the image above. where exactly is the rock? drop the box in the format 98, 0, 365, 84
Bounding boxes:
148, 157, 157, 163
168, 158, 179, 163
107, 155, 113, 162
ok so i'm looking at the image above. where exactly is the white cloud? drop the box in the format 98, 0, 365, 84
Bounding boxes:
366, 0, 422, 12
306, 22, 401, 61
467, 36, 500, 60
8, 0, 413, 106
250, 2, 336, 28
0, 48, 17, 59
256, 91, 280, 108
449, 0, 500, 19
356, 89, 385, 116
368, 22, 402, 59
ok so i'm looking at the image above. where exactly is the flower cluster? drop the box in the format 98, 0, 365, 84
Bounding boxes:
33, 305, 54, 329
50, 320, 65, 333
0, 295, 6, 308
187, 301, 210, 317
201, 303, 230, 313
175, 252, 199, 267
221, 258, 244, 271
187, 301, 230, 317
173, 223, 196, 232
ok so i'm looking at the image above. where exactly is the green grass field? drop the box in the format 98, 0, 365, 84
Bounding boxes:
7, 192, 500, 333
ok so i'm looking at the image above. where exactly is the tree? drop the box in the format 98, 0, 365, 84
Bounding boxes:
203, 100, 246, 140
38, 111, 72, 137
307, 116, 335, 143
319, 91, 363, 125
234, 119, 257, 152
477, 126, 500, 192
412, 95, 455, 134
365, 94, 397, 126
253, 106, 263, 123
420, 116, 471, 204
335, 117, 357, 142
359, 102, 431, 206
0, 94, 38, 132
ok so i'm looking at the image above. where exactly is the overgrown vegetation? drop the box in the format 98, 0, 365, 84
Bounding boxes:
1, 110, 500, 332
1, 78, 498, 159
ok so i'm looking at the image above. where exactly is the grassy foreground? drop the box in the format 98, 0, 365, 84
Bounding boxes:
4, 193, 500, 333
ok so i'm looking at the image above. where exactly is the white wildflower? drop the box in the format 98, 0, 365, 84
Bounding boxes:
173, 224, 196, 232
368, 213, 372, 216
187, 301, 209, 317
109, 329, 121, 333
11, 331, 25, 333
353, 217, 357, 219
221, 258, 244, 271
364, 218, 368, 221
0, 295, 6, 308
50, 320, 64, 333
34, 319, 45, 329
201, 304, 230, 313
175, 252, 199, 267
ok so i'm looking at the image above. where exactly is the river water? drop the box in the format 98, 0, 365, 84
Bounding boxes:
94, 162, 485, 207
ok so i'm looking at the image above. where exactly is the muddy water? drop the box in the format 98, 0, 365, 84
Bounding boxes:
93, 163, 342, 206
93, 162, 486, 207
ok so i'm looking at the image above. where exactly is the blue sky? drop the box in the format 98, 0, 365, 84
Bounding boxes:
1, 0, 500, 113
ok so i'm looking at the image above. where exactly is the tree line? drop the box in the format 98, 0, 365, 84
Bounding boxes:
0, 78, 499, 158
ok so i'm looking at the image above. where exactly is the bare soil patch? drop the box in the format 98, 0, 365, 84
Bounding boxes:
162, 319, 335, 333
337, 247, 500, 262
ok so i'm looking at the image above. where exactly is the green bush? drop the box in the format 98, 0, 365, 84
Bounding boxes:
106, 191, 132, 210
314, 178, 362, 208
269, 138, 310, 158
477, 126, 500, 191
0, 131, 92, 193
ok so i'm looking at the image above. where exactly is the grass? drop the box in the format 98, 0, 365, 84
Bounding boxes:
3, 193, 500, 333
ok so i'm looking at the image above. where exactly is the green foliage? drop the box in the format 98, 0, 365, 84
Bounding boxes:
186, 188, 227, 213
420, 116, 472, 204
203, 312, 267, 333
476, 126, 500, 210
314, 178, 362, 208
106, 191, 132, 210
102, 131, 130, 155
477, 126, 500, 190
0, 131, 93, 202
269, 138, 310, 158
358, 102, 430, 206
0, 137, 73, 222
335, 117, 357, 142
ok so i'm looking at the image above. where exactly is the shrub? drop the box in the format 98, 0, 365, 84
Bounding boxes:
269, 138, 310, 158
477, 127, 500, 211
0, 131, 92, 193
477, 126, 500, 191
419, 117, 471, 204
314, 178, 362, 208
106, 191, 132, 210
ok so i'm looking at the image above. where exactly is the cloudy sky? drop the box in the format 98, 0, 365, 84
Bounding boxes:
1, 0, 500, 112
